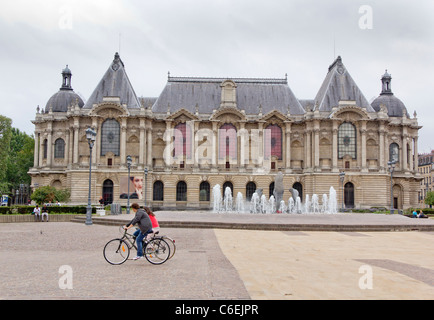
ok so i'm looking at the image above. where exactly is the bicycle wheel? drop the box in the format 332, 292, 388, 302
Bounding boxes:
103, 239, 130, 265
144, 238, 170, 265
162, 236, 176, 259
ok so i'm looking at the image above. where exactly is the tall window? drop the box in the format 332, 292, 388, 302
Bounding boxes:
101, 119, 120, 156
153, 181, 164, 201
246, 182, 256, 201
54, 138, 65, 159
389, 143, 399, 163
264, 124, 282, 160
219, 124, 237, 160
176, 181, 187, 201
173, 123, 192, 159
199, 181, 210, 201
338, 123, 357, 159
43, 139, 48, 159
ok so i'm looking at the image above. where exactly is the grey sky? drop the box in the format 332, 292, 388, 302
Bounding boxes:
1, 0, 433, 152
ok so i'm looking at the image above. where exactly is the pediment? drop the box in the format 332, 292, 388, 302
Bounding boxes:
210, 107, 246, 121
166, 108, 199, 122
261, 110, 289, 123
89, 102, 130, 117
330, 106, 371, 121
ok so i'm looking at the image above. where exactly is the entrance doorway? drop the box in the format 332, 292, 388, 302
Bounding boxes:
292, 182, 303, 202
344, 182, 355, 208
103, 179, 114, 205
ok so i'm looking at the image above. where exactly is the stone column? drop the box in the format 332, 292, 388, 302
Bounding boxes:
361, 121, 367, 172
139, 119, 145, 166
164, 120, 172, 167
332, 121, 338, 172
285, 122, 292, 171
33, 132, 39, 167
147, 126, 152, 167
73, 118, 80, 164
92, 117, 98, 165
379, 123, 385, 172
305, 129, 312, 170
402, 134, 408, 172
212, 121, 218, 167
120, 118, 127, 165
46, 124, 52, 167
409, 137, 414, 172
414, 136, 419, 172
314, 120, 320, 170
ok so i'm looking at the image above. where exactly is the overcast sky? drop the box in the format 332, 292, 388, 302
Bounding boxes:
1, 0, 433, 153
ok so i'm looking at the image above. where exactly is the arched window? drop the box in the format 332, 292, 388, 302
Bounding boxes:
389, 143, 399, 163
219, 124, 237, 160
176, 181, 187, 201
223, 181, 233, 197
101, 119, 120, 156
54, 138, 65, 159
338, 122, 357, 159
199, 181, 210, 201
173, 123, 192, 159
246, 182, 256, 201
153, 181, 164, 201
264, 124, 282, 160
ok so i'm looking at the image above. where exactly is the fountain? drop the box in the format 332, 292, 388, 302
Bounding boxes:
211, 182, 339, 215
223, 186, 233, 212
236, 192, 244, 213
212, 184, 222, 212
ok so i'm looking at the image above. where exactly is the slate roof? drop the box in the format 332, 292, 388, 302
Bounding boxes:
314, 56, 375, 113
151, 76, 306, 115
83, 53, 141, 109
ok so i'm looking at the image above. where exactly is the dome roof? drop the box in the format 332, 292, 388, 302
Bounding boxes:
371, 70, 408, 117
45, 90, 84, 113
371, 94, 408, 117
45, 65, 84, 113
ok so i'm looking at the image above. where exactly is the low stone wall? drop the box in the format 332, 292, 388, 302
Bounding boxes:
0, 214, 78, 223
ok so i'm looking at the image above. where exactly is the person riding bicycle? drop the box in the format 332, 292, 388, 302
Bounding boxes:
123, 203, 153, 260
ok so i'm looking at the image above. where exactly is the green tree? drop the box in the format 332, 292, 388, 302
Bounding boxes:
0, 115, 12, 194
424, 191, 434, 207
31, 186, 71, 205
6, 128, 34, 190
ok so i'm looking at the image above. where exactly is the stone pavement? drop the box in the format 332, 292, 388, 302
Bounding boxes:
0, 212, 433, 300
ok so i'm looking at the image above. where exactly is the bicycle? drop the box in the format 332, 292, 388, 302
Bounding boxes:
147, 232, 176, 260
103, 227, 171, 265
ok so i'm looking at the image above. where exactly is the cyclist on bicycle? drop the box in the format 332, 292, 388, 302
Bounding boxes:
123, 203, 153, 260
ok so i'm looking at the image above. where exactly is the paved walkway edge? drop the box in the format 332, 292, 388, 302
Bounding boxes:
70, 215, 434, 232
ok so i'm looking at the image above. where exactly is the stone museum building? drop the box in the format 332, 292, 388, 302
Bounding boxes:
29, 53, 422, 210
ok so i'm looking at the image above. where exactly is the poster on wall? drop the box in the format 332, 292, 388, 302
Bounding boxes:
119, 176, 143, 200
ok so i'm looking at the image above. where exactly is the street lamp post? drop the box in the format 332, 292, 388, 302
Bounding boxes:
339, 171, 345, 212
144, 167, 148, 207
388, 160, 396, 214
85, 127, 97, 225
126, 155, 132, 214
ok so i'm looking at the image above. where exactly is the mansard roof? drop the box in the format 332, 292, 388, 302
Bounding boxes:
83, 53, 141, 109
314, 56, 375, 113
151, 76, 306, 116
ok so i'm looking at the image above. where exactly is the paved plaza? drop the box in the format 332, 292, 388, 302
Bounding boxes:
0, 212, 433, 300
